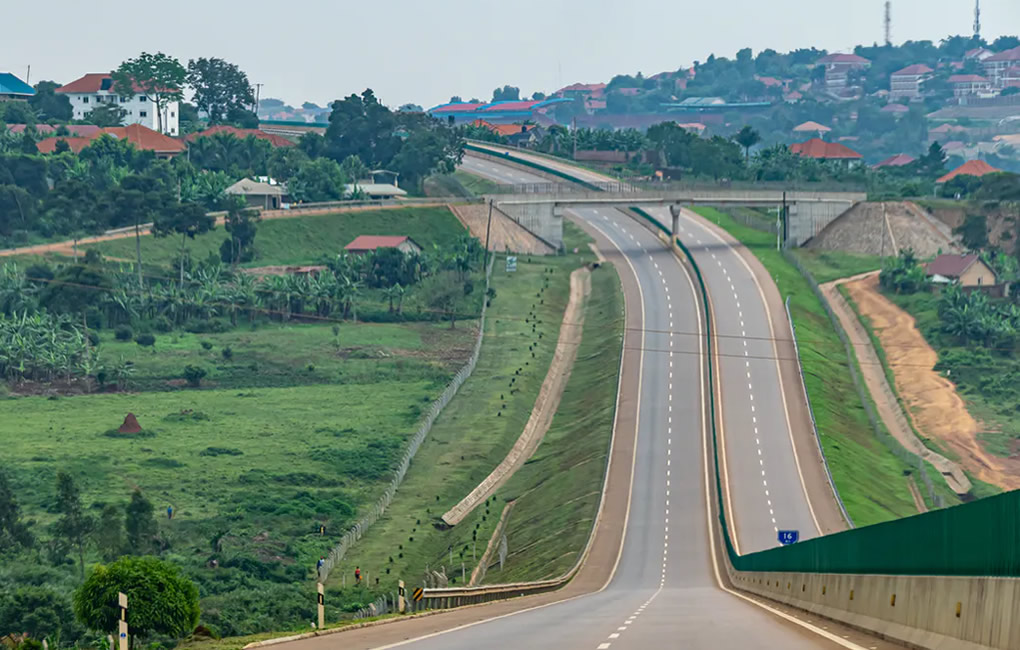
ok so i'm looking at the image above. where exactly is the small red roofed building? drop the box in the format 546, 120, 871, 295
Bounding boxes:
948, 74, 991, 97
925, 254, 998, 290
185, 125, 295, 147
873, 153, 915, 169
790, 138, 863, 167
983, 47, 1020, 88
36, 124, 186, 158
792, 121, 831, 136
344, 235, 422, 256
936, 159, 1001, 184
889, 64, 933, 100
965, 47, 994, 62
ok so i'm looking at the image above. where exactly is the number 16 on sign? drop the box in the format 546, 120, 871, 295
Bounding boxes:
778, 530, 799, 545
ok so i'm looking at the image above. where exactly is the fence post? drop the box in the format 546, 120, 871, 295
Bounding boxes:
317, 582, 324, 630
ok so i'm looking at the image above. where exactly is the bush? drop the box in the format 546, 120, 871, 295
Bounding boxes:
152, 316, 173, 333
114, 325, 133, 341
86, 330, 100, 347
183, 365, 207, 387
199, 446, 243, 457
185, 319, 230, 334
135, 333, 156, 347
200, 340, 213, 350
221, 346, 233, 360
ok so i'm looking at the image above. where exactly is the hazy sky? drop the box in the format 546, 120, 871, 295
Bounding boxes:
3, 0, 1018, 110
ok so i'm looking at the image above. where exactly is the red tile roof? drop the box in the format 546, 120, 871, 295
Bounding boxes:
555, 82, 606, 95
873, 153, 915, 168
818, 53, 870, 65
479, 101, 541, 112
881, 103, 910, 113
185, 125, 295, 147
790, 138, 862, 160
35, 123, 186, 155
469, 120, 536, 137
936, 159, 1001, 183
432, 102, 486, 113
985, 46, 1020, 63
55, 73, 152, 94
924, 254, 981, 278
6, 124, 102, 136
344, 235, 416, 252
948, 74, 988, 83
891, 64, 933, 76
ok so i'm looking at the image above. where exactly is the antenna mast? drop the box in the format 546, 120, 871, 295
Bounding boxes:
974, 0, 981, 39
884, 1, 892, 46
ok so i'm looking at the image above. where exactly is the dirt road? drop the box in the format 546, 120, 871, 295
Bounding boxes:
844, 274, 1020, 491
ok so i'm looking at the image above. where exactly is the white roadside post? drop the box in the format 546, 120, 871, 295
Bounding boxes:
317, 583, 325, 630
398, 580, 406, 613
118, 592, 128, 650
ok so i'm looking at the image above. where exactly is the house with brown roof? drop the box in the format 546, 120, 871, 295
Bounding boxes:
948, 74, 991, 97
936, 159, 1001, 184
983, 47, 1020, 88
925, 254, 997, 289
792, 121, 831, 135
56, 73, 180, 135
889, 64, 933, 100
344, 235, 422, 255
873, 153, 915, 169
185, 125, 295, 147
790, 138, 863, 167
226, 179, 285, 210
35, 124, 186, 158
816, 53, 870, 94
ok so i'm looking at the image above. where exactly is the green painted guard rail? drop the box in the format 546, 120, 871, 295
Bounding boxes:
473, 148, 1020, 579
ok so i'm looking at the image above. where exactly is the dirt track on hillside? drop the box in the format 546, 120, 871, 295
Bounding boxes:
845, 274, 1020, 491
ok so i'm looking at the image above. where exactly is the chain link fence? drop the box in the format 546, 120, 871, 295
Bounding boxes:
783, 250, 944, 509
319, 256, 496, 581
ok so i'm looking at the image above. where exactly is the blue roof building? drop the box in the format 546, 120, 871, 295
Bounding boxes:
428, 98, 570, 124
0, 73, 35, 101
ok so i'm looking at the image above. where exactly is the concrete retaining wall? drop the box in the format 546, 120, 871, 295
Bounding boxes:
730, 569, 1020, 650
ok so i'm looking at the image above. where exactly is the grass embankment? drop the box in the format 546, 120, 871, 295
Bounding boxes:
484, 262, 623, 583
89, 206, 466, 268
331, 223, 596, 597
695, 207, 918, 525
796, 250, 882, 284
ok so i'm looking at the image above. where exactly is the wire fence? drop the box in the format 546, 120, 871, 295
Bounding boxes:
319, 256, 496, 581
783, 250, 944, 509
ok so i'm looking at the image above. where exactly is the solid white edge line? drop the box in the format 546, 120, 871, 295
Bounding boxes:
371, 209, 647, 650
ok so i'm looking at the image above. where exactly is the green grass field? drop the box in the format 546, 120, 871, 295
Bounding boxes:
89, 206, 466, 268
795, 250, 883, 284
486, 262, 623, 583
697, 208, 919, 526
329, 222, 600, 596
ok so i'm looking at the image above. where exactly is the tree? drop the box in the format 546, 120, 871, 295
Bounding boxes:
96, 504, 124, 562
29, 80, 73, 121
267, 145, 308, 181
55, 471, 95, 580
85, 103, 128, 127
43, 179, 109, 261
116, 174, 173, 286
0, 586, 76, 642
1002, 87, 1020, 97
491, 85, 520, 102
187, 57, 255, 124
152, 201, 215, 284
992, 36, 1020, 52
398, 103, 424, 112
918, 141, 948, 177
421, 271, 464, 328
73, 556, 200, 640
111, 52, 187, 134
324, 89, 402, 167
0, 101, 35, 125
288, 158, 347, 202
0, 468, 32, 551
124, 489, 157, 554
339, 154, 370, 183
955, 213, 988, 250
220, 197, 261, 265
733, 125, 761, 163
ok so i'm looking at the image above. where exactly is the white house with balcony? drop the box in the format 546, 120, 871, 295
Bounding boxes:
56, 73, 179, 135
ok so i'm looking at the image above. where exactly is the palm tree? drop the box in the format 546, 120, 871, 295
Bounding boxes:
734, 126, 762, 163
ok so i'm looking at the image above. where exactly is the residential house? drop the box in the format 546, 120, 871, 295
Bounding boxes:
790, 138, 863, 167
346, 184, 408, 200
792, 121, 831, 136
889, 64, 933, 100
56, 73, 180, 135
34, 123, 186, 158
873, 153, 915, 169
344, 235, 422, 255
0, 73, 34, 101
936, 159, 1001, 184
982, 47, 1020, 88
676, 122, 707, 134
554, 83, 606, 100
881, 103, 910, 117
225, 179, 285, 210
925, 254, 998, 290
1002, 67, 1020, 90
185, 125, 296, 147
816, 53, 870, 94
948, 74, 991, 97
965, 47, 994, 62
505, 126, 543, 148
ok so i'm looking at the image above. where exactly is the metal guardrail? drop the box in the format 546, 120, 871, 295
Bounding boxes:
784, 295, 854, 529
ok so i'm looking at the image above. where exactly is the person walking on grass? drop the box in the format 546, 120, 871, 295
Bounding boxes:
167, 505, 174, 520
355, 566, 362, 585
317, 556, 325, 578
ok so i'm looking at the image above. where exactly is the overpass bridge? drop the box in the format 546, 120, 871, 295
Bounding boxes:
462, 151, 866, 249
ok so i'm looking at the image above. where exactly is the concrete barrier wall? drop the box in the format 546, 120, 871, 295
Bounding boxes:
729, 568, 1020, 650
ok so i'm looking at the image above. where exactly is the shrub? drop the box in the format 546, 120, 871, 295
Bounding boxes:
221, 346, 233, 360
86, 330, 100, 347
185, 319, 230, 334
114, 325, 133, 341
200, 340, 213, 351
199, 446, 243, 457
135, 333, 156, 347
152, 316, 173, 333
183, 365, 207, 387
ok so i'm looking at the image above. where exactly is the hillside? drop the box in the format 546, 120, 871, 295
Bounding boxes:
808, 201, 960, 258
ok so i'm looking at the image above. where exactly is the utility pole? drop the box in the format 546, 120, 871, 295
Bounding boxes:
25, 65, 31, 85
254, 83, 264, 116
571, 117, 578, 160
483, 199, 494, 270
884, 1, 892, 46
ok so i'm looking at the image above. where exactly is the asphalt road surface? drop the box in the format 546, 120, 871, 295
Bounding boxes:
281, 155, 895, 650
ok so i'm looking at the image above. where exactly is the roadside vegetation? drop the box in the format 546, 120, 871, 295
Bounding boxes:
698, 208, 920, 525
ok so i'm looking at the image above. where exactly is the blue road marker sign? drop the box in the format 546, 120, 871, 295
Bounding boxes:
778, 530, 800, 545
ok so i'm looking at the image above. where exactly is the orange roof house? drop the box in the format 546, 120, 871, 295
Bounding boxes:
185, 125, 295, 147
36, 124, 186, 158
790, 138, 863, 161
936, 160, 1001, 183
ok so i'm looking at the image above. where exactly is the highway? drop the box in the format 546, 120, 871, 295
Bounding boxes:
283, 154, 889, 649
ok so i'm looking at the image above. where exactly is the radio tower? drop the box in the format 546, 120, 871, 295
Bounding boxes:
974, 0, 981, 39
884, 1, 892, 46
